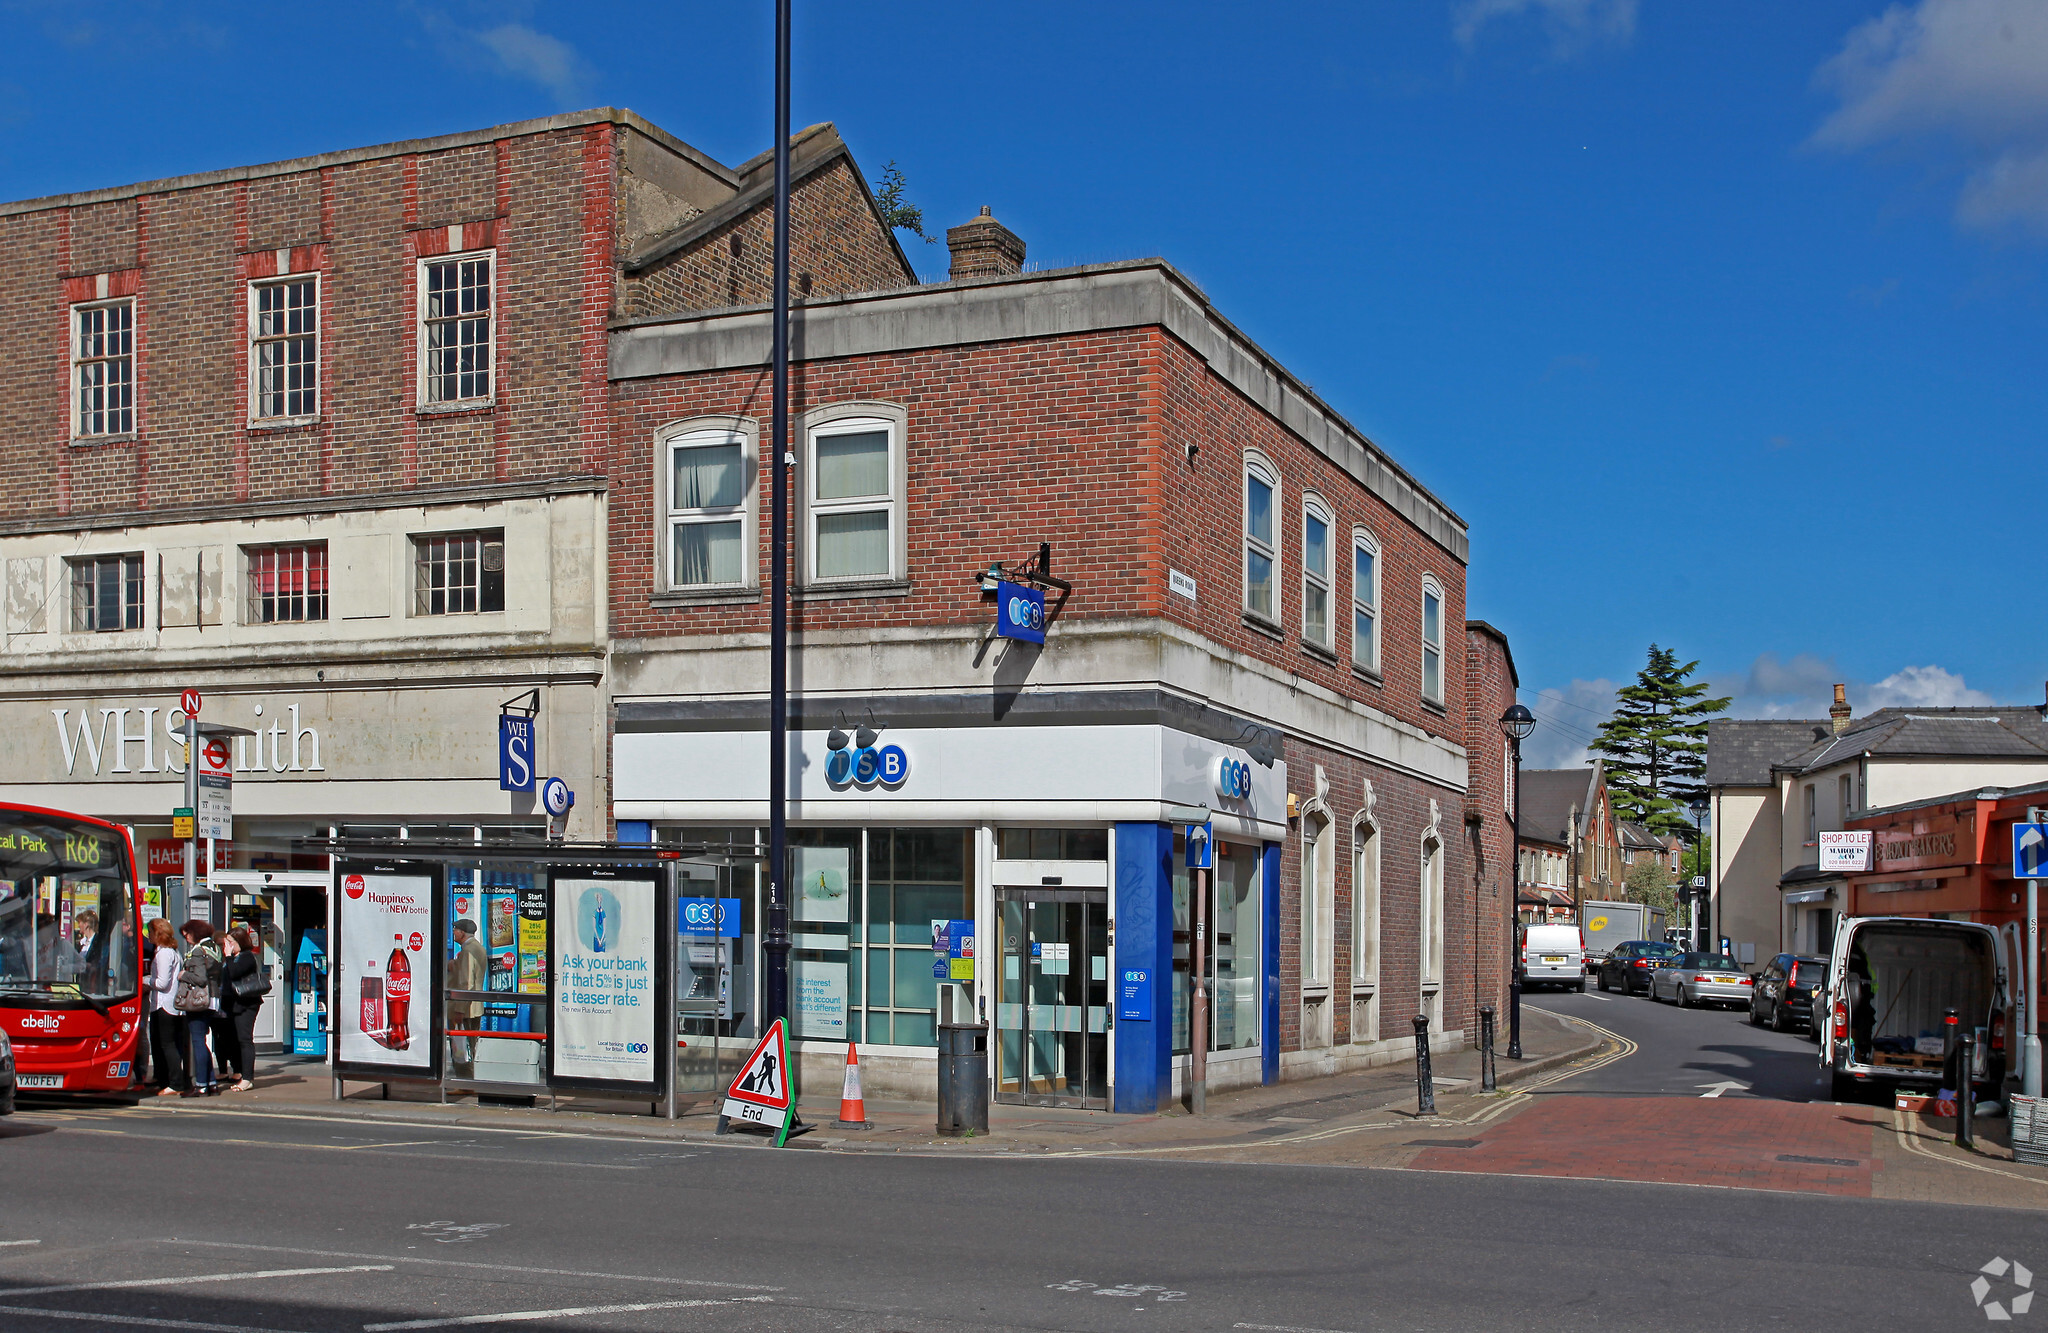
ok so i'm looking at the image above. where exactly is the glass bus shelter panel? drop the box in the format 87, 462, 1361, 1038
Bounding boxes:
994, 890, 1108, 1109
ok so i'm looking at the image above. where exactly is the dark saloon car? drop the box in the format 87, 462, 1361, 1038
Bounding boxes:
1596, 939, 1680, 996
1750, 953, 1829, 1035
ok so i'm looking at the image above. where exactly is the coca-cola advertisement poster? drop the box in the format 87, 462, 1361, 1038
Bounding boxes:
548, 874, 657, 1087
336, 864, 438, 1074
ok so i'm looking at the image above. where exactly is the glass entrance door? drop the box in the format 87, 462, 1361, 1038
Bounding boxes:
994, 888, 1109, 1109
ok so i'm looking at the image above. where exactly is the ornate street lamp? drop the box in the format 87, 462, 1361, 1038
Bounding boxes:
1499, 703, 1535, 1060
1688, 793, 1710, 952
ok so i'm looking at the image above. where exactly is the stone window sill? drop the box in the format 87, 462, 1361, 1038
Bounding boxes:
415, 400, 496, 418
1240, 610, 1284, 642
796, 579, 911, 603
248, 416, 321, 433
69, 433, 139, 449
651, 588, 759, 608
1301, 640, 1338, 666
1352, 665, 1384, 688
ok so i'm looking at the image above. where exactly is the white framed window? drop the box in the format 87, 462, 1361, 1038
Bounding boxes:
1420, 831, 1444, 984
1353, 815, 1379, 987
1243, 453, 1279, 623
251, 275, 319, 420
1804, 784, 1817, 843
1352, 528, 1380, 674
1301, 807, 1334, 989
662, 419, 757, 591
73, 299, 135, 437
418, 251, 493, 405
413, 529, 504, 616
1420, 575, 1445, 705
246, 542, 328, 624
801, 403, 906, 585
1301, 495, 1331, 649
1838, 773, 1853, 819
69, 553, 143, 632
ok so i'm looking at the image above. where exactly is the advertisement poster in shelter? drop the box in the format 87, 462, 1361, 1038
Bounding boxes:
336, 868, 435, 1072
549, 875, 656, 1085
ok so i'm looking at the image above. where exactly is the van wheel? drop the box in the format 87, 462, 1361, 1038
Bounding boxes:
1576, 977, 1588, 994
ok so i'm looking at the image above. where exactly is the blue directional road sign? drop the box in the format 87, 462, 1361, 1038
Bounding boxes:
2015, 823, 2048, 880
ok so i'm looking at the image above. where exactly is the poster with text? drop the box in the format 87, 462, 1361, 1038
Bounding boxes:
337, 869, 435, 1072
793, 956, 847, 1039
793, 846, 849, 923
550, 876, 656, 1086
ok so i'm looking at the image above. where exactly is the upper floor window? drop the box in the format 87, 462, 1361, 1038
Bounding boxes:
1421, 576, 1444, 705
1243, 456, 1279, 623
69, 554, 143, 632
1301, 498, 1332, 650
666, 424, 754, 590
73, 300, 135, 437
246, 543, 328, 624
420, 253, 492, 404
1352, 529, 1380, 674
252, 277, 318, 420
1838, 773, 1853, 819
414, 530, 504, 616
803, 408, 904, 584
1804, 784, 1817, 843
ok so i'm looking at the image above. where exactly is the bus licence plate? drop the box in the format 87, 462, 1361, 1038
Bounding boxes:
17, 1074, 62, 1088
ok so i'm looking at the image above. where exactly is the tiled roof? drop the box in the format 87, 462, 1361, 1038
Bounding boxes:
1784, 709, 2048, 775
1705, 719, 1827, 787
1519, 767, 1597, 845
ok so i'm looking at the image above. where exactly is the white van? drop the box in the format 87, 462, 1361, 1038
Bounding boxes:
1520, 924, 1587, 992
1817, 916, 2008, 1103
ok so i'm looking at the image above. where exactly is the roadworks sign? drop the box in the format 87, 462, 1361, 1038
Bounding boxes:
722, 1017, 793, 1134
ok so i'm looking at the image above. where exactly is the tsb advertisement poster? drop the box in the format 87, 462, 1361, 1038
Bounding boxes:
550, 875, 656, 1086
337, 868, 435, 1072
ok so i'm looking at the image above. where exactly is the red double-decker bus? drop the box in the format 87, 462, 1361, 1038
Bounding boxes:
0, 803, 146, 1098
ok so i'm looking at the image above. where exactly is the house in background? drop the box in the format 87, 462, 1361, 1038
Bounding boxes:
1706, 685, 2048, 964
1515, 762, 1622, 922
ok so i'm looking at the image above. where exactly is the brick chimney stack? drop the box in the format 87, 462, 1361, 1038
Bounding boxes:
947, 206, 1025, 280
1830, 683, 1852, 734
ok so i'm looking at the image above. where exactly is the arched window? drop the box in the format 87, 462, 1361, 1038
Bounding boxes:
1243, 453, 1280, 623
1300, 807, 1333, 988
1351, 528, 1380, 675
1420, 831, 1444, 986
658, 416, 758, 591
1352, 806, 1380, 1044
1420, 575, 1445, 705
1301, 494, 1332, 649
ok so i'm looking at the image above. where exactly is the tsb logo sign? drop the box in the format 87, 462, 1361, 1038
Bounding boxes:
1214, 756, 1253, 801
824, 736, 910, 789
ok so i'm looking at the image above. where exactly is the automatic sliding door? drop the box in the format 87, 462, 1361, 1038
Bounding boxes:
994, 888, 1108, 1109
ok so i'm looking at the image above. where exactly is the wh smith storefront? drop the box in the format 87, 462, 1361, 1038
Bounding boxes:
613, 711, 1286, 1113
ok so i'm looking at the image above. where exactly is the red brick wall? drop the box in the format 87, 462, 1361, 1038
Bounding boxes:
1464, 625, 1516, 1029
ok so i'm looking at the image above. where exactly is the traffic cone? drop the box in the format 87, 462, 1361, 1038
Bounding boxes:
837, 1041, 870, 1128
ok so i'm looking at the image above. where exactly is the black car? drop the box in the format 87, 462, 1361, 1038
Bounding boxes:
1750, 953, 1828, 1035
1596, 939, 1680, 996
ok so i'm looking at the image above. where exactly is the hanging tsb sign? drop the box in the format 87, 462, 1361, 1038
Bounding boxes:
994, 580, 1046, 645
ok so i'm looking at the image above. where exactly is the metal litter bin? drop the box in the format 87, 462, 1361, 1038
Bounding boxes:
936, 1021, 989, 1136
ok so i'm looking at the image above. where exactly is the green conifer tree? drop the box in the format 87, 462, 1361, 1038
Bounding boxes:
1593, 645, 1731, 836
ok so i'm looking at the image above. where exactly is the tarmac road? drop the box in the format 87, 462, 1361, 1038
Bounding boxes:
1527, 979, 1828, 1100
2, 1097, 2042, 1333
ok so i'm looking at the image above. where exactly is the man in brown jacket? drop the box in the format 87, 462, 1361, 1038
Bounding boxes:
448, 919, 487, 1079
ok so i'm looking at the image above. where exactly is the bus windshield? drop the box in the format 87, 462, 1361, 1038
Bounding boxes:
0, 811, 139, 1008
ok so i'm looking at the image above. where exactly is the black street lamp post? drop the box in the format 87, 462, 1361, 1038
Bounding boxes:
763, 0, 793, 1028
1688, 794, 1710, 953
1499, 703, 1535, 1061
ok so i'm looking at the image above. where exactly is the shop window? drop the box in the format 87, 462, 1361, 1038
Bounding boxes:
802, 404, 906, 586
413, 529, 504, 616
1301, 496, 1331, 649
1421, 576, 1444, 705
73, 299, 135, 437
1352, 528, 1380, 675
995, 828, 1108, 860
1172, 834, 1264, 1056
1243, 454, 1279, 623
68, 553, 143, 632
419, 252, 493, 405
251, 276, 319, 420
862, 829, 971, 1048
246, 542, 328, 624
662, 420, 756, 591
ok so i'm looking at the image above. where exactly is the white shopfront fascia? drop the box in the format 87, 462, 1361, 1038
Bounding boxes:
613, 723, 1289, 842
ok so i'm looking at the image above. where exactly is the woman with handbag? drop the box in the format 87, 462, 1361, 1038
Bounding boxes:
218, 926, 268, 1092
145, 917, 188, 1096
174, 921, 222, 1097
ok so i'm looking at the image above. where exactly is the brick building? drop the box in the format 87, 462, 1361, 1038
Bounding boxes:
0, 106, 1506, 1112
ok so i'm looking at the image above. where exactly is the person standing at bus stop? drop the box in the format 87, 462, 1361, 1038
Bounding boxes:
448, 918, 486, 1080
176, 921, 223, 1096
217, 927, 264, 1092
145, 918, 187, 1096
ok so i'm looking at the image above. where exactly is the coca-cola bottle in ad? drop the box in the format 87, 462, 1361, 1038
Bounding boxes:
360, 975, 386, 1049
386, 934, 413, 1051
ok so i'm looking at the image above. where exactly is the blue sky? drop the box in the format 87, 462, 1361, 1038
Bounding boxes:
4, 0, 2043, 767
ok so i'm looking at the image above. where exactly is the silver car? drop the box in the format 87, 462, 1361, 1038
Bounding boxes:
1650, 952, 1754, 1009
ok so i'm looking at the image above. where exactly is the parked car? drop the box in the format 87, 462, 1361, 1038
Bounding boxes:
1750, 953, 1828, 1034
1818, 915, 2008, 1104
1650, 952, 1753, 1008
1519, 924, 1588, 992
1596, 939, 1680, 996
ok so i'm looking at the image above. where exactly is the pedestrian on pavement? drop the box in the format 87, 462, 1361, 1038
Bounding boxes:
175, 921, 223, 1096
448, 918, 487, 1079
218, 926, 267, 1092
145, 917, 187, 1096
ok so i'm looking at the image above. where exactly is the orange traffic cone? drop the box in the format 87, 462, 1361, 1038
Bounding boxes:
837, 1041, 870, 1128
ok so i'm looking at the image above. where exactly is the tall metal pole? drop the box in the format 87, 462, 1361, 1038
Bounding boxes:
1191, 864, 1208, 1113
183, 712, 197, 925
2027, 805, 2044, 1099
1508, 737, 1523, 1060
762, 0, 793, 1029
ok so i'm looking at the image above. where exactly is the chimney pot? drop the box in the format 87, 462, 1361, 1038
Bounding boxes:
947, 206, 1026, 281
1830, 683, 1852, 734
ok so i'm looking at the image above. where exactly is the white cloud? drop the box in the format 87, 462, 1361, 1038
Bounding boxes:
1864, 664, 1995, 709
1521, 677, 1617, 770
477, 22, 587, 104
1453, 0, 1637, 58
1811, 0, 2048, 234
1710, 652, 1997, 718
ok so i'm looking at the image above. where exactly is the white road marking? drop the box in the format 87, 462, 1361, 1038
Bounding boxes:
1890, 1107, 2048, 1186
68, 1128, 640, 1170
0, 1239, 40, 1246
1696, 1081, 1747, 1099
364, 1295, 772, 1330
4, 1264, 394, 1296
0, 1306, 301, 1333
173, 1240, 781, 1290
1583, 993, 1612, 1002
1236, 1323, 1361, 1333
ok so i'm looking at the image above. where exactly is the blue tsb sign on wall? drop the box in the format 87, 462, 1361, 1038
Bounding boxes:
995, 580, 1046, 645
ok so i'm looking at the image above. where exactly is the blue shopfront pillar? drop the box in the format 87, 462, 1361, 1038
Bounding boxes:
1261, 839, 1281, 1086
1113, 822, 1174, 1113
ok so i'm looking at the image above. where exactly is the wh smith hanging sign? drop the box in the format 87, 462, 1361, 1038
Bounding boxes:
498, 715, 535, 792
994, 580, 1045, 645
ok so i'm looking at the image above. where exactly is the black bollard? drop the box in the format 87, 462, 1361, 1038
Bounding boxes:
1479, 1006, 1497, 1092
1414, 1014, 1436, 1116
1957, 1030, 1976, 1150
1509, 968, 1524, 1060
